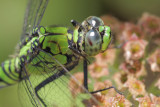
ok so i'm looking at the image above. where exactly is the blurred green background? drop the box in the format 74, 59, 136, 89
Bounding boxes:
0, 0, 160, 107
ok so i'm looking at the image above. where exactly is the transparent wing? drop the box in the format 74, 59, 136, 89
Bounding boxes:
21, 0, 49, 40
18, 50, 99, 107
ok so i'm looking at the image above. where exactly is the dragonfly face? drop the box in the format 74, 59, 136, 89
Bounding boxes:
80, 16, 112, 56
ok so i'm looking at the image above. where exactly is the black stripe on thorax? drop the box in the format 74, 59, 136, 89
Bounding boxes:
40, 33, 67, 56
45, 33, 64, 36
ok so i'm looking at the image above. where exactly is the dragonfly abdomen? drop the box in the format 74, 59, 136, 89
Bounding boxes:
0, 36, 38, 88
0, 57, 21, 88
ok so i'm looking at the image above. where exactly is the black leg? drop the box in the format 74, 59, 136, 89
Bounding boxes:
90, 86, 123, 95
35, 70, 66, 107
83, 59, 88, 90
83, 59, 123, 95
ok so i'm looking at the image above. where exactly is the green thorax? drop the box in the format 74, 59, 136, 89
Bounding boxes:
19, 26, 72, 58
39, 26, 71, 55
18, 26, 79, 74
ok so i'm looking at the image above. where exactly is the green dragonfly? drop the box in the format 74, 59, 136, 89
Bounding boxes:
0, 0, 118, 106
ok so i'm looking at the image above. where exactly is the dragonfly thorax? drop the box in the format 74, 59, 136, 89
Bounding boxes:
78, 16, 112, 56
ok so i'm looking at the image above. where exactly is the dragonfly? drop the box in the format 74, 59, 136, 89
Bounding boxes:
0, 0, 120, 106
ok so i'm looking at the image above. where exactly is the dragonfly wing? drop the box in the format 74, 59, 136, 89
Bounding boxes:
21, 0, 49, 40
18, 51, 99, 107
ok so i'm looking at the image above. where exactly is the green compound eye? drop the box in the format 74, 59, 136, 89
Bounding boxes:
98, 26, 105, 32
101, 26, 112, 51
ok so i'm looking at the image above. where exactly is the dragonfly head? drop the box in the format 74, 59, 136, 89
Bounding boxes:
80, 16, 112, 56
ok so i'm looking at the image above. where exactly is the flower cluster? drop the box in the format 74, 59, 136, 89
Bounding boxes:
69, 13, 160, 107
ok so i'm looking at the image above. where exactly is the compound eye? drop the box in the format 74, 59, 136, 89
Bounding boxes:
84, 28, 102, 56
87, 16, 104, 28
85, 29, 101, 46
